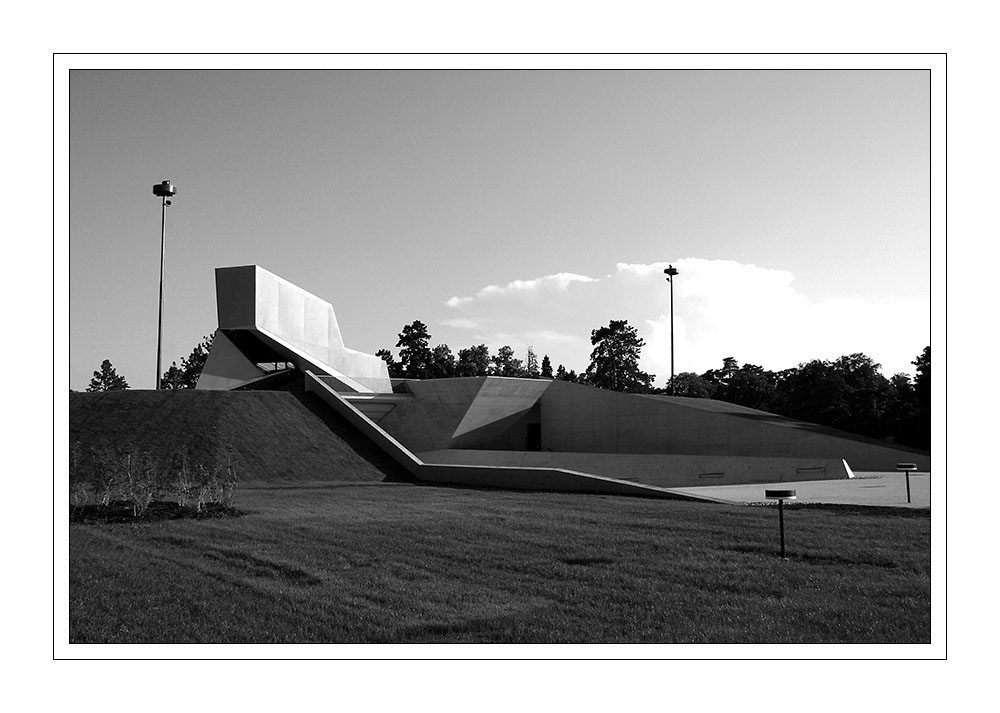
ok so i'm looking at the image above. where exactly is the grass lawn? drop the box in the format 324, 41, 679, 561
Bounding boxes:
69, 481, 930, 644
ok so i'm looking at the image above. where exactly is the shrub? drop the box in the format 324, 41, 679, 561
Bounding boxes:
172, 446, 194, 508
91, 443, 121, 507
219, 445, 239, 509
121, 446, 160, 517
194, 463, 217, 514
69, 442, 241, 521
69, 441, 90, 512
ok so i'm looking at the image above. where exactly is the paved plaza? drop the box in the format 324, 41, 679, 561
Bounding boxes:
672, 471, 931, 509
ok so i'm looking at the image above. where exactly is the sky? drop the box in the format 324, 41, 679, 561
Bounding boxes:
69, 67, 930, 390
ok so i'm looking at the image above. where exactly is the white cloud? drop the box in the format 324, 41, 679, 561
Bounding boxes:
445, 272, 596, 309
615, 262, 673, 278
439, 317, 483, 329
431, 259, 929, 384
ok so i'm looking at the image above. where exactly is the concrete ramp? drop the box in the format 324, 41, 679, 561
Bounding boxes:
305, 372, 683, 499
417, 449, 853, 489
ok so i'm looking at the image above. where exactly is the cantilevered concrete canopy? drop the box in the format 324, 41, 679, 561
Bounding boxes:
197, 265, 391, 393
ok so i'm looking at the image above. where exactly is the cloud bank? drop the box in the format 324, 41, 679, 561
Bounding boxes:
437, 259, 928, 383
445, 273, 596, 308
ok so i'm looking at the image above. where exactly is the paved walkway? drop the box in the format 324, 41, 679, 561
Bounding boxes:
671, 471, 931, 509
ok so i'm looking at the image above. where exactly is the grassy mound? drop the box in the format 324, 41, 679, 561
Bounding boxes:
69, 390, 412, 484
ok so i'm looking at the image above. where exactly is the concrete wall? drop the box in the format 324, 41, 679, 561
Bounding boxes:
450, 378, 548, 449
539, 380, 929, 471
372, 377, 927, 472
373, 378, 487, 453
372, 377, 551, 453
415, 462, 683, 497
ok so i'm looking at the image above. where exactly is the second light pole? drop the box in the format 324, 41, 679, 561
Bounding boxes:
663, 264, 679, 395
153, 180, 177, 390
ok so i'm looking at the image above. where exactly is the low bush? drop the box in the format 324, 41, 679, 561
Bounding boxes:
69, 441, 240, 522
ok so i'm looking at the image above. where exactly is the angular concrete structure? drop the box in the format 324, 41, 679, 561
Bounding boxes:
199, 266, 930, 495
197, 265, 391, 393
305, 373, 680, 498
351, 376, 929, 487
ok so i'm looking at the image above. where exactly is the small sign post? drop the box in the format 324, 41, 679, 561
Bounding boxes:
897, 463, 918, 504
765, 489, 797, 560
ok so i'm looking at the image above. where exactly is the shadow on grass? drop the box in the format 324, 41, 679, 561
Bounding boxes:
70, 501, 245, 525
199, 549, 323, 586
386, 614, 527, 643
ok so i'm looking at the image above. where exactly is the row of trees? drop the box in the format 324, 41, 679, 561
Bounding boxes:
376, 320, 560, 380
670, 347, 930, 449
378, 318, 653, 391
159, 335, 214, 389
85, 335, 214, 392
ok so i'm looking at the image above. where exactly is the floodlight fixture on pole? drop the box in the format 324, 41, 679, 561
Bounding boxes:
663, 264, 679, 396
152, 180, 177, 390
765, 489, 797, 560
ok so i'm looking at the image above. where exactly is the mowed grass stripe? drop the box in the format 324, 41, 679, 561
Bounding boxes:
70, 483, 930, 644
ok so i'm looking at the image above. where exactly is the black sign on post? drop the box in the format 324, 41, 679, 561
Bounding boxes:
765, 489, 797, 560
897, 463, 917, 504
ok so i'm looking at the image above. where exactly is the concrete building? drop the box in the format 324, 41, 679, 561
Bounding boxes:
197, 265, 930, 496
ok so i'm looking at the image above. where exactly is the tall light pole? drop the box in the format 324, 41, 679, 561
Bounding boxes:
152, 180, 177, 390
663, 264, 679, 396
